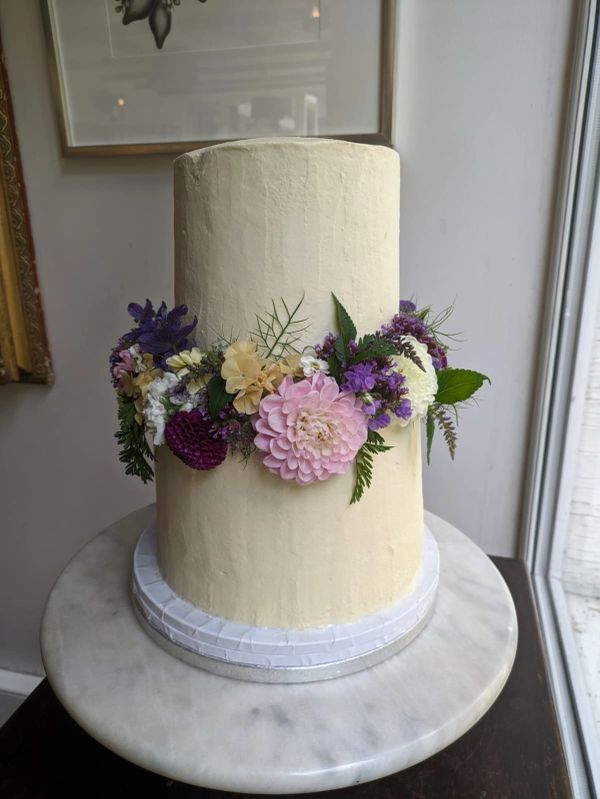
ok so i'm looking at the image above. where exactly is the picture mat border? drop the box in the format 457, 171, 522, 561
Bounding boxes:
41, 0, 396, 157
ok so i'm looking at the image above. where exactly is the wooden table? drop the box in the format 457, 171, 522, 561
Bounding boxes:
0, 558, 572, 798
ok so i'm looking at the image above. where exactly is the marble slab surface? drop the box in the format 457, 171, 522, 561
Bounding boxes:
41, 506, 517, 795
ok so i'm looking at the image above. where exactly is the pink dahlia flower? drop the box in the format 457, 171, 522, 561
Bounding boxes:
253, 374, 368, 485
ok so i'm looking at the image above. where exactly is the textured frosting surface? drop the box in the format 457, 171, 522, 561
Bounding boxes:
157, 138, 423, 629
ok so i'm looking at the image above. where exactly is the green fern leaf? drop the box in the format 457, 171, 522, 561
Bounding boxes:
114, 394, 154, 483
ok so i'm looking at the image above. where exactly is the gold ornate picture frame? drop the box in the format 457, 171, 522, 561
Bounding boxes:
0, 35, 53, 385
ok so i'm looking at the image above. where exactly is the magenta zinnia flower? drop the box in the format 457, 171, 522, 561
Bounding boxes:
165, 410, 228, 471
253, 374, 368, 485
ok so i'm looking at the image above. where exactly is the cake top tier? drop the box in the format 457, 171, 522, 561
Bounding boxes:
174, 136, 398, 166
174, 136, 401, 342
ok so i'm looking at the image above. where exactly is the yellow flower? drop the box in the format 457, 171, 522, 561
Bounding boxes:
166, 347, 205, 376
120, 367, 162, 424
139, 352, 155, 372
231, 385, 263, 415
166, 347, 208, 394
221, 341, 261, 393
221, 340, 283, 414
224, 340, 258, 359
279, 353, 303, 378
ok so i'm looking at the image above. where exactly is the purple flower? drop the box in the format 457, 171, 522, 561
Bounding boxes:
164, 410, 228, 471
314, 332, 339, 360
121, 300, 197, 367
341, 358, 412, 432
394, 399, 412, 421
368, 413, 391, 430
342, 362, 376, 393
379, 300, 448, 371
127, 299, 155, 324
363, 398, 382, 415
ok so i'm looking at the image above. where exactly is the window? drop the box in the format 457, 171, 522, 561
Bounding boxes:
524, 3, 600, 796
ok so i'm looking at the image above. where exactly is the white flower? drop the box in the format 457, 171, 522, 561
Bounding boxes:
148, 372, 179, 400
143, 372, 179, 446
300, 355, 330, 377
127, 344, 144, 372
392, 336, 438, 426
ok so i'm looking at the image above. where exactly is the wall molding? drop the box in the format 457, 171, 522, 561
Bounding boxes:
0, 667, 43, 697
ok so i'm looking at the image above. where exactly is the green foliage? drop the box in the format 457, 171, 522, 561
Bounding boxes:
390, 337, 425, 371
426, 403, 458, 463
351, 334, 398, 363
327, 354, 343, 383
251, 295, 310, 360
114, 394, 154, 483
435, 368, 490, 405
332, 293, 357, 358
426, 410, 435, 465
351, 430, 393, 504
413, 301, 462, 348
207, 374, 231, 420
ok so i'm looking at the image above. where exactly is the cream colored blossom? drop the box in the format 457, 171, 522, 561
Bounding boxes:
166, 347, 205, 375
119, 367, 163, 424
391, 336, 438, 426
221, 340, 283, 414
224, 340, 258, 359
279, 353, 304, 378
166, 347, 208, 394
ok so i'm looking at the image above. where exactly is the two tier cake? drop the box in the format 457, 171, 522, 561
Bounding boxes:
111, 138, 486, 681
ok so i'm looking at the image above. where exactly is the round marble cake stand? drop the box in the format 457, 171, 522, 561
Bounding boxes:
41, 505, 517, 795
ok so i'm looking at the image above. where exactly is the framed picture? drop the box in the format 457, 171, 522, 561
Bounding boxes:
0, 29, 52, 384
43, 0, 396, 156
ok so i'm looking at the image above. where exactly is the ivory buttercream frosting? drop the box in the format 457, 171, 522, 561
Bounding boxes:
154, 138, 425, 629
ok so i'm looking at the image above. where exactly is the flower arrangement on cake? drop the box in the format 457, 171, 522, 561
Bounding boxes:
110, 294, 488, 502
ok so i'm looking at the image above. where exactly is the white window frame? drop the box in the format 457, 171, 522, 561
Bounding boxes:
521, 2, 600, 796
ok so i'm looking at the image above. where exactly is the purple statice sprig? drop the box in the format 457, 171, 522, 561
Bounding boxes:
342, 359, 412, 431
122, 300, 198, 367
195, 388, 256, 461
380, 300, 454, 371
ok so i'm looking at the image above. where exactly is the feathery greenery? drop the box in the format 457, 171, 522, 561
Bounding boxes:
426, 403, 458, 464
351, 430, 393, 504
115, 394, 154, 483
251, 295, 310, 360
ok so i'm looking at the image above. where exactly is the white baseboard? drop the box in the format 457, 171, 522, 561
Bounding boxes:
0, 667, 44, 697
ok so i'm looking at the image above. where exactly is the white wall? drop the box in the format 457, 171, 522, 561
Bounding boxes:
0, 0, 574, 676
395, 1, 575, 556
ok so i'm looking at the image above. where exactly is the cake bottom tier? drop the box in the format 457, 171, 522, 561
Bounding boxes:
155, 422, 424, 630
132, 523, 439, 683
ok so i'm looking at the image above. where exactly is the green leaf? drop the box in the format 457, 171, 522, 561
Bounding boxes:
334, 336, 347, 364
435, 368, 490, 405
433, 404, 457, 460
351, 334, 398, 363
327, 354, 342, 384
426, 412, 435, 465
207, 374, 231, 420
350, 430, 393, 504
367, 430, 392, 451
114, 393, 154, 483
332, 293, 357, 355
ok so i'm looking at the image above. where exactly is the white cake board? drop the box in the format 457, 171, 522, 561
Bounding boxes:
41, 505, 517, 795
131, 522, 440, 683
